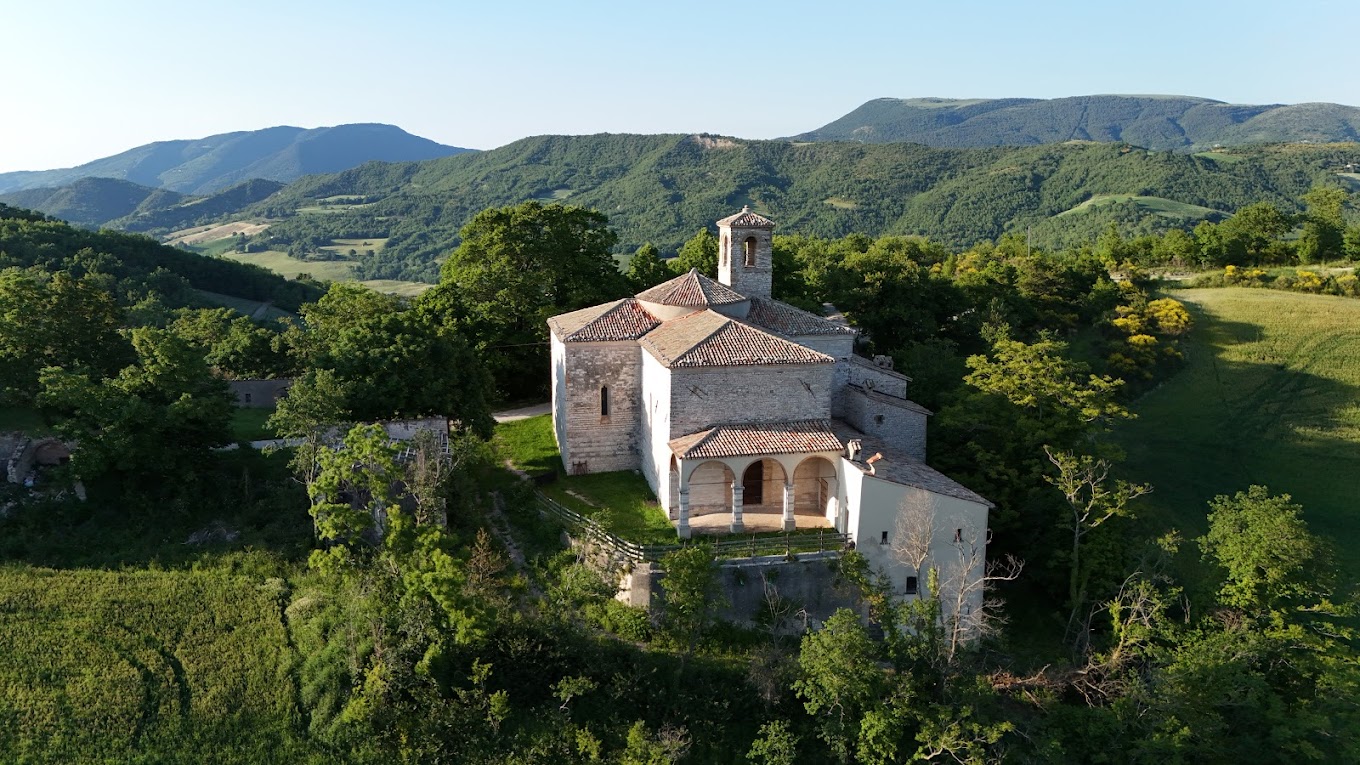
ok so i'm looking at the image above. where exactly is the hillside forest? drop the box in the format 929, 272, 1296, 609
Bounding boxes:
2, 172, 1358, 763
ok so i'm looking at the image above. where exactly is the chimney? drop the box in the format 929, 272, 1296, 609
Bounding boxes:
865, 452, 883, 475
846, 439, 862, 461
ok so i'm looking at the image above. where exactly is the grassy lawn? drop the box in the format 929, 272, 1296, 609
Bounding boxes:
230, 408, 276, 442
0, 407, 48, 435
1113, 288, 1360, 582
1057, 194, 1221, 220
494, 415, 676, 544
223, 250, 359, 282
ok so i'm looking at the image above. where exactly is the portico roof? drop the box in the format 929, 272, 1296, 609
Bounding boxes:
670, 420, 843, 460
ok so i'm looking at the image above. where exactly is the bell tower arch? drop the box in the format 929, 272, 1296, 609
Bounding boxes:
717, 205, 774, 298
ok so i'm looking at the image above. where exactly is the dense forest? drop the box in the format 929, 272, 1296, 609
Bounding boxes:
2, 194, 1356, 762
790, 94, 1360, 150
240, 135, 1360, 281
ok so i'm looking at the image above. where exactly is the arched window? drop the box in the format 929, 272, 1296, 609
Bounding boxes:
600, 386, 610, 416
743, 236, 757, 267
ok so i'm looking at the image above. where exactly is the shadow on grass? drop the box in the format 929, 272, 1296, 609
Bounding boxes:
1113, 289, 1360, 585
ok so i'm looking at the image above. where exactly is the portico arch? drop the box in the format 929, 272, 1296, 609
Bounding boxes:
793, 456, 838, 519
687, 460, 735, 516
734, 457, 787, 511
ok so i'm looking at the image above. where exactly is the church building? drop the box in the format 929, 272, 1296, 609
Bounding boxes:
548, 208, 992, 602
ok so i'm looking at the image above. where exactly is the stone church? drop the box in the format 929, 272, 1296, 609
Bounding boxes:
549, 208, 991, 600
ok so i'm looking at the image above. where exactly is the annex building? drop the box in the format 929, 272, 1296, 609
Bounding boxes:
548, 208, 992, 600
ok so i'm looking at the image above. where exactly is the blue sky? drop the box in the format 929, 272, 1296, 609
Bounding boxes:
2, 0, 1357, 173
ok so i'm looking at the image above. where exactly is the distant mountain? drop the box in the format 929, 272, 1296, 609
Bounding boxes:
790, 95, 1360, 151
0, 177, 185, 229
0, 177, 285, 232
0, 124, 473, 195
236, 133, 1359, 282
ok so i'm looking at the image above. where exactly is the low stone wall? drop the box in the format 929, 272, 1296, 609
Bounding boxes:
618, 551, 865, 633
228, 379, 292, 408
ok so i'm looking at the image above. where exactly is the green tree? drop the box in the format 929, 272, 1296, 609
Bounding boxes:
1297, 186, 1349, 264
626, 242, 673, 290
279, 283, 493, 437
794, 609, 884, 762
0, 268, 129, 406
437, 201, 628, 399
747, 719, 799, 765
1198, 486, 1326, 615
669, 228, 719, 276
38, 327, 232, 484
659, 544, 721, 651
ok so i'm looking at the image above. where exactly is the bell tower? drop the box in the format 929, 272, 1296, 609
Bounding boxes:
716, 206, 775, 299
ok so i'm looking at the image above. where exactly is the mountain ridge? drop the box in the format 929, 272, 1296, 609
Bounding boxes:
790, 95, 1360, 150
0, 124, 473, 196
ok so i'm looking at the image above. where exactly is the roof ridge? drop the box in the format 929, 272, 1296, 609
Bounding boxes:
669, 311, 730, 365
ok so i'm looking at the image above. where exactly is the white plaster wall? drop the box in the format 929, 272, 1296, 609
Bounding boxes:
640, 351, 673, 504
849, 475, 990, 619
668, 363, 834, 438
552, 334, 569, 463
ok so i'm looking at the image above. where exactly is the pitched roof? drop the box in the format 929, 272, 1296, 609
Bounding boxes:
640, 310, 834, 368
831, 421, 993, 507
716, 205, 775, 228
635, 269, 746, 307
548, 299, 661, 342
671, 420, 843, 459
747, 298, 858, 338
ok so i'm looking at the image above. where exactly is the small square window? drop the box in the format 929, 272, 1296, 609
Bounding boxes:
905, 576, 918, 595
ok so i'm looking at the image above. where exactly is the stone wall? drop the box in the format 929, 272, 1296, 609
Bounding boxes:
622, 552, 865, 632
718, 226, 773, 299
668, 363, 834, 438
228, 379, 292, 408
844, 360, 908, 399
560, 341, 641, 474
839, 388, 929, 461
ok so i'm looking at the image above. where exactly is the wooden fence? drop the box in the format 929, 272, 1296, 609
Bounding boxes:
534, 492, 849, 564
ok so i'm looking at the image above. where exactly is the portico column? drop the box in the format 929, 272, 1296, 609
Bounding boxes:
730, 483, 745, 534
782, 482, 796, 532
677, 487, 691, 539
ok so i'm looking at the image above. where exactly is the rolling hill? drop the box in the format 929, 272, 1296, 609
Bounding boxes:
233, 133, 1359, 281
0, 177, 286, 232
791, 95, 1360, 151
0, 123, 473, 195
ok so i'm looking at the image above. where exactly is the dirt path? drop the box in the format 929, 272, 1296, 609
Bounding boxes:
493, 402, 551, 422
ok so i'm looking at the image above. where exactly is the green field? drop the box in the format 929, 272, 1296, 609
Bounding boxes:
230, 408, 277, 442
196, 289, 296, 321
0, 566, 320, 763
220, 250, 431, 298
1057, 194, 1223, 220
1115, 288, 1360, 580
223, 250, 360, 282
318, 237, 388, 257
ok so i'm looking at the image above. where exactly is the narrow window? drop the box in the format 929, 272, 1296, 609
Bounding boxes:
600, 386, 610, 416
721, 235, 729, 266
744, 236, 757, 267
905, 576, 918, 595
954, 528, 963, 543
244, 393, 253, 404
880, 530, 889, 545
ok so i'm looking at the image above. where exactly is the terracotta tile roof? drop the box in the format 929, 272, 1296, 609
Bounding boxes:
716, 205, 775, 228
671, 420, 843, 459
830, 421, 993, 507
635, 269, 746, 307
641, 310, 834, 368
747, 298, 858, 337
549, 299, 661, 342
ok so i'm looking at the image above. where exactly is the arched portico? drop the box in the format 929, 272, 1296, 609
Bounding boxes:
794, 456, 839, 525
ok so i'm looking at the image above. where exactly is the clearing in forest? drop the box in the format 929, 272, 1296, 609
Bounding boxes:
1115, 287, 1360, 581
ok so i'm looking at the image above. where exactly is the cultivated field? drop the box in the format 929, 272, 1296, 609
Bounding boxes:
1115, 288, 1360, 580
1057, 193, 1221, 220
223, 250, 359, 281
0, 567, 319, 762
165, 221, 271, 246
